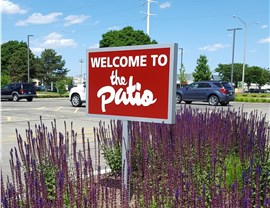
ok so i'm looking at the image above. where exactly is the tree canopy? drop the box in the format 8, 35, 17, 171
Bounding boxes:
215, 63, 270, 88
36, 49, 69, 87
1, 41, 36, 82
245, 66, 270, 88
1, 41, 69, 87
99, 26, 157, 47
179, 64, 187, 83
192, 55, 212, 81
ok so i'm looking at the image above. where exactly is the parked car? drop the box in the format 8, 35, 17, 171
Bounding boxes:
35, 85, 47, 91
1, 82, 37, 102
69, 83, 86, 107
176, 81, 235, 106
246, 88, 265, 93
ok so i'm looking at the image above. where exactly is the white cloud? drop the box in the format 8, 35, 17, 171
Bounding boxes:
89, 44, 99, 49
159, 2, 171, 9
258, 37, 270, 44
0, 0, 27, 14
42, 32, 77, 48
64, 15, 89, 26
261, 25, 268, 29
92, 20, 100, 26
31, 47, 44, 55
16, 12, 63, 26
199, 44, 229, 52
107, 26, 120, 31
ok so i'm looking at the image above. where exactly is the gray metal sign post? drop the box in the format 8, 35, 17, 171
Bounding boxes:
122, 120, 130, 198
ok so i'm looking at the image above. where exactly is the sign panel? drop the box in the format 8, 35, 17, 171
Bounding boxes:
87, 44, 178, 123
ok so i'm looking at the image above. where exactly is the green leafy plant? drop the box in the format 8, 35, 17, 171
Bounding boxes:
223, 153, 244, 187
38, 162, 58, 200
55, 80, 67, 95
102, 145, 122, 174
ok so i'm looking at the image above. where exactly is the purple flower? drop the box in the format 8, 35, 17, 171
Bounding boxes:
175, 188, 179, 198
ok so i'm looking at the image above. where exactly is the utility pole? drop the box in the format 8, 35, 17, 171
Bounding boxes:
27, 35, 34, 83
141, 0, 157, 35
79, 59, 84, 83
227, 28, 242, 85
179, 48, 183, 87
233, 15, 258, 93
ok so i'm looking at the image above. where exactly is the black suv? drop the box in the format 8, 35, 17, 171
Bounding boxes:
1, 82, 37, 102
176, 81, 235, 106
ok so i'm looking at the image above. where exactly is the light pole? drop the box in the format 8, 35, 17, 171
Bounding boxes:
79, 59, 84, 83
179, 48, 183, 87
233, 15, 257, 92
227, 28, 242, 85
27, 35, 34, 82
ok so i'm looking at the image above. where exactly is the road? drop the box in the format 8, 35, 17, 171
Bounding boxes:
1, 98, 269, 178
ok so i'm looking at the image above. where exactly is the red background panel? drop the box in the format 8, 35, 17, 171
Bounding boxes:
88, 47, 171, 120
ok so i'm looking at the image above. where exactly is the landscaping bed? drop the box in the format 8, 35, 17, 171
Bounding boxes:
1, 107, 269, 207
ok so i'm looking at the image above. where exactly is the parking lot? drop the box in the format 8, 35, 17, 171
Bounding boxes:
1, 98, 111, 178
1, 98, 269, 178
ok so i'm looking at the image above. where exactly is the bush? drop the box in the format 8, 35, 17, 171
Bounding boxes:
1, 74, 11, 86
55, 80, 67, 95
102, 146, 122, 174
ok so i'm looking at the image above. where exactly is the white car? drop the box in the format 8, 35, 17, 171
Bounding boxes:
69, 83, 86, 107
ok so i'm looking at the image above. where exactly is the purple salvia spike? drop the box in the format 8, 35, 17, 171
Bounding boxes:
57, 171, 64, 207
82, 127, 86, 159
15, 159, 23, 201
9, 149, 16, 188
69, 180, 74, 208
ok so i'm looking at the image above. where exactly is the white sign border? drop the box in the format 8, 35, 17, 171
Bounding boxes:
86, 43, 178, 124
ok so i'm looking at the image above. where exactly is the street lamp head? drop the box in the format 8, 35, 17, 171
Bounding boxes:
227, 28, 242, 31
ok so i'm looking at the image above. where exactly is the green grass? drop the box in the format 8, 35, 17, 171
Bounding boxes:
235, 93, 270, 103
36, 91, 69, 98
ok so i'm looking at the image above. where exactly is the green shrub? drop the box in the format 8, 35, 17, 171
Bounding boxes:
223, 153, 244, 187
38, 162, 57, 201
1, 74, 11, 86
55, 80, 67, 95
102, 145, 122, 174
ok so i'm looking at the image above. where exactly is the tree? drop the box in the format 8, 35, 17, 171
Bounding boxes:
246, 66, 270, 89
215, 63, 243, 87
36, 49, 69, 87
215, 64, 269, 89
1, 74, 11, 86
65, 77, 74, 90
99, 26, 157, 47
1, 41, 36, 82
178, 64, 187, 83
192, 55, 212, 81
55, 80, 67, 95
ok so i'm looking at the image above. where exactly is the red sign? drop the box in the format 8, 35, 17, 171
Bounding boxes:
87, 44, 177, 123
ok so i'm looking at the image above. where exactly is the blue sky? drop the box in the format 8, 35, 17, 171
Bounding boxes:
1, 0, 269, 77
